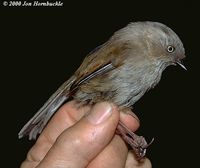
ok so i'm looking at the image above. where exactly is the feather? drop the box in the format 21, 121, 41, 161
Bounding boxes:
18, 76, 76, 140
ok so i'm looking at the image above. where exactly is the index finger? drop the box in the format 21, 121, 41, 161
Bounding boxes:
25, 101, 91, 165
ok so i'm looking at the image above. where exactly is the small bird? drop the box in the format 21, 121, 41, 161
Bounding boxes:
18, 21, 186, 159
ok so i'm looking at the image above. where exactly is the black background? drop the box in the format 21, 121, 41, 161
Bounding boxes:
1, 0, 199, 167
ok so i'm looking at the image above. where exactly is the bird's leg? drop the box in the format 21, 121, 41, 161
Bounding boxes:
117, 120, 154, 159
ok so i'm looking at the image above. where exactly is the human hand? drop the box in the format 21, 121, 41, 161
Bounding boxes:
20, 101, 151, 168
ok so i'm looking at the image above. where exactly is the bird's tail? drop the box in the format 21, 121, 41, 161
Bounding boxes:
18, 75, 76, 140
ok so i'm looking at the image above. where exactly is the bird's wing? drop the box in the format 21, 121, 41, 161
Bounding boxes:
19, 42, 129, 140
70, 63, 115, 92
73, 41, 129, 84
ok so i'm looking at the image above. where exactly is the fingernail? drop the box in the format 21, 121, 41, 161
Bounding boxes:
121, 110, 140, 123
128, 112, 140, 123
87, 102, 112, 124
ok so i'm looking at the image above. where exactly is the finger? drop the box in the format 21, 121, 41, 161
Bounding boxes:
37, 102, 120, 168
39, 100, 91, 144
22, 101, 91, 167
125, 152, 152, 168
87, 111, 141, 168
120, 111, 140, 132
87, 135, 128, 168
88, 111, 139, 168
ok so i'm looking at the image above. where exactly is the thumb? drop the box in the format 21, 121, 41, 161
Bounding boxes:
37, 102, 120, 168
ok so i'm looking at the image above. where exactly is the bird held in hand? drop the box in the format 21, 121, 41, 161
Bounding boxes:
18, 21, 186, 159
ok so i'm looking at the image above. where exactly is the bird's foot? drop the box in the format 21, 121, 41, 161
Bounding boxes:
117, 121, 154, 160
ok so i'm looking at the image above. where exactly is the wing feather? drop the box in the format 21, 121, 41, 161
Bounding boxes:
18, 75, 76, 140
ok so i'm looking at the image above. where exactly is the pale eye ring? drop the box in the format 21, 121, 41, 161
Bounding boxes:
167, 45, 175, 53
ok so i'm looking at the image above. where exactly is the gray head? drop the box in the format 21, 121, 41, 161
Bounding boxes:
113, 21, 186, 69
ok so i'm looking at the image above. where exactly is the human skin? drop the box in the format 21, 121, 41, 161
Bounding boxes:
20, 101, 151, 168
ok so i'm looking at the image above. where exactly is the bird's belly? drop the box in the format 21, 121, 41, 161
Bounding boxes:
73, 67, 149, 107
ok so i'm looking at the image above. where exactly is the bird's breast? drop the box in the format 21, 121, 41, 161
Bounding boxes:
73, 60, 161, 108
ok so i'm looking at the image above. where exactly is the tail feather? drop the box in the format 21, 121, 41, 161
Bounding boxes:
18, 76, 76, 140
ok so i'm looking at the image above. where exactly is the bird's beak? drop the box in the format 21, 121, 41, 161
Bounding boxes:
176, 60, 187, 70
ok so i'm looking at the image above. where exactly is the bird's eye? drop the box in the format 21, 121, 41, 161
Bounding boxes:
167, 45, 175, 53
